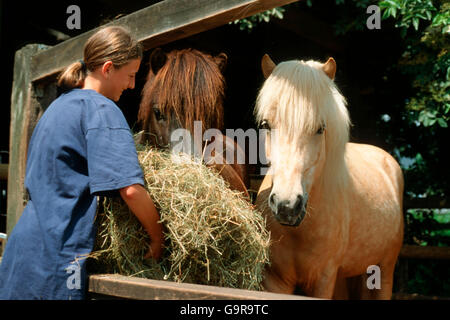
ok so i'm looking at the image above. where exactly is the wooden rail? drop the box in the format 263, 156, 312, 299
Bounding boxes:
88, 274, 315, 300
400, 245, 450, 260
30, 0, 298, 84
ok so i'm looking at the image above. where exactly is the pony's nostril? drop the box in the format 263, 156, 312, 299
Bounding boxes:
269, 193, 276, 207
294, 194, 307, 211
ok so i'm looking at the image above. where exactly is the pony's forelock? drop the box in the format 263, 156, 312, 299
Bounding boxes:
138, 49, 225, 133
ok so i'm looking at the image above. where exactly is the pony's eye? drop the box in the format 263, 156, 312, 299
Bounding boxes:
153, 106, 165, 121
259, 120, 271, 130
316, 124, 326, 135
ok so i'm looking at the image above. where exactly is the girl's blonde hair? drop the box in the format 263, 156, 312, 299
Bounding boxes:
57, 26, 143, 90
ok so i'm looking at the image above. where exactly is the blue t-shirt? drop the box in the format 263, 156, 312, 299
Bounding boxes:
0, 89, 144, 299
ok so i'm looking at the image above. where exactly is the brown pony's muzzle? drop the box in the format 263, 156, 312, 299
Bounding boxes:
269, 193, 307, 227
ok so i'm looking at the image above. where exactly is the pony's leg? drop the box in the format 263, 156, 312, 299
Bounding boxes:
373, 261, 396, 300
332, 277, 349, 300
355, 262, 396, 300
262, 270, 296, 294
307, 267, 339, 299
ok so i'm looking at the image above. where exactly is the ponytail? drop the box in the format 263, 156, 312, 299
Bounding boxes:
57, 60, 87, 91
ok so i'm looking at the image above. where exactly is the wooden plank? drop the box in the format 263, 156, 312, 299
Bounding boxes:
404, 197, 448, 209
399, 245, 450, 260
0, 164, 8, 180
88, 274, 316, 300
31, 0, 299, 83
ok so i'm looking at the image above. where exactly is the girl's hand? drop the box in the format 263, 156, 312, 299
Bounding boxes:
144, 238, 163, 260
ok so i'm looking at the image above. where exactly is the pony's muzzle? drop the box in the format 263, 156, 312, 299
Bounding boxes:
269, 193, 307, 227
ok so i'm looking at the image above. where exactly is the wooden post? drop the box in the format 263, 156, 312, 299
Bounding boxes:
6, 44, 54, 241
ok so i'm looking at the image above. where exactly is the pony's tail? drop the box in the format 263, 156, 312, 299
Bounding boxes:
57, 60, 86, 92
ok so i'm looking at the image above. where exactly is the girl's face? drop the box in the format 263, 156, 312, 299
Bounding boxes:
104, 58, 141, 101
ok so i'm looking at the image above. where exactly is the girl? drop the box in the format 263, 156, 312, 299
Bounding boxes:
0, 26, 163, 300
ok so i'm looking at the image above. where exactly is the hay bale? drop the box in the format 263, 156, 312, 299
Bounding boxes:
88, 146, 271, 291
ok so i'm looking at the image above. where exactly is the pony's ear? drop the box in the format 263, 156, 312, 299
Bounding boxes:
214, 53, 228, 73
261, 54, 276, 79
322, 57, 336, 80
149, 48, 167, 75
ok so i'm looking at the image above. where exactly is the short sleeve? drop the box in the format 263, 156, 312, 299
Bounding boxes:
86, 127, 144, 196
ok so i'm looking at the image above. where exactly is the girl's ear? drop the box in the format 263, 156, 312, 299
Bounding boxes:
101, 61, 114, 78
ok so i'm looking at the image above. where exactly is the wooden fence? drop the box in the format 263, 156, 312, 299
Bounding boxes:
393, 197, 450, 300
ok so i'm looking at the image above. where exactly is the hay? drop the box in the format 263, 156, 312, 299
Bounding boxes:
88, 146, 271, 291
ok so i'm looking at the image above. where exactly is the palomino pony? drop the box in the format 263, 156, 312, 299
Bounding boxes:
138, 48, 249, 196
255, 54, 404, 299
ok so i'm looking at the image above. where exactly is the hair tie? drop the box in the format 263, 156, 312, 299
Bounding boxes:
79, 59, 86, 70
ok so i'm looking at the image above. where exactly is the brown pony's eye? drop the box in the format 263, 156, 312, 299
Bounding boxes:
259, 120, 271, 130
153, 106, 165, 121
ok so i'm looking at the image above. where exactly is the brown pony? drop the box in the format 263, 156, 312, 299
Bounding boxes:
138, 48, 249, 196
255, 54, 404, 299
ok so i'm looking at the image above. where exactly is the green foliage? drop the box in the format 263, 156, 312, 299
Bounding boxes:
379, 0, 437, 32
230, 7, 285, 32
332, 0, 377, 35
380, 1, 449, 129
405, 210, 450, 246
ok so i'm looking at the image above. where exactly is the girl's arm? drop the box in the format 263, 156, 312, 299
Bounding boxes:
119, 184, 163, 260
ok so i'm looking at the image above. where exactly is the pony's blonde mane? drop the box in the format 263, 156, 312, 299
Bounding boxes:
256, 59, 351, 201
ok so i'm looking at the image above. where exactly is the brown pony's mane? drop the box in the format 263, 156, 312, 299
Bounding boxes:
138, 48, 225, 134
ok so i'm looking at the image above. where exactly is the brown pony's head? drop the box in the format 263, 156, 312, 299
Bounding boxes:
138, 48, 227, 149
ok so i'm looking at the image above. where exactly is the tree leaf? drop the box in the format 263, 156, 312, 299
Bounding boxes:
413, 17, 419, 30
437, 118, 448, 128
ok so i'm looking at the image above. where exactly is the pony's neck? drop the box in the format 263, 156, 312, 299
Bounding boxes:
310, 147, 349, 212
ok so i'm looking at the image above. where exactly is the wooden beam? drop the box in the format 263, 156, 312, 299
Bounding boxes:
399, 245, 450, 260
88, 274, 316, 300
404, 197, 449, 210
31, 0, 299, 83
